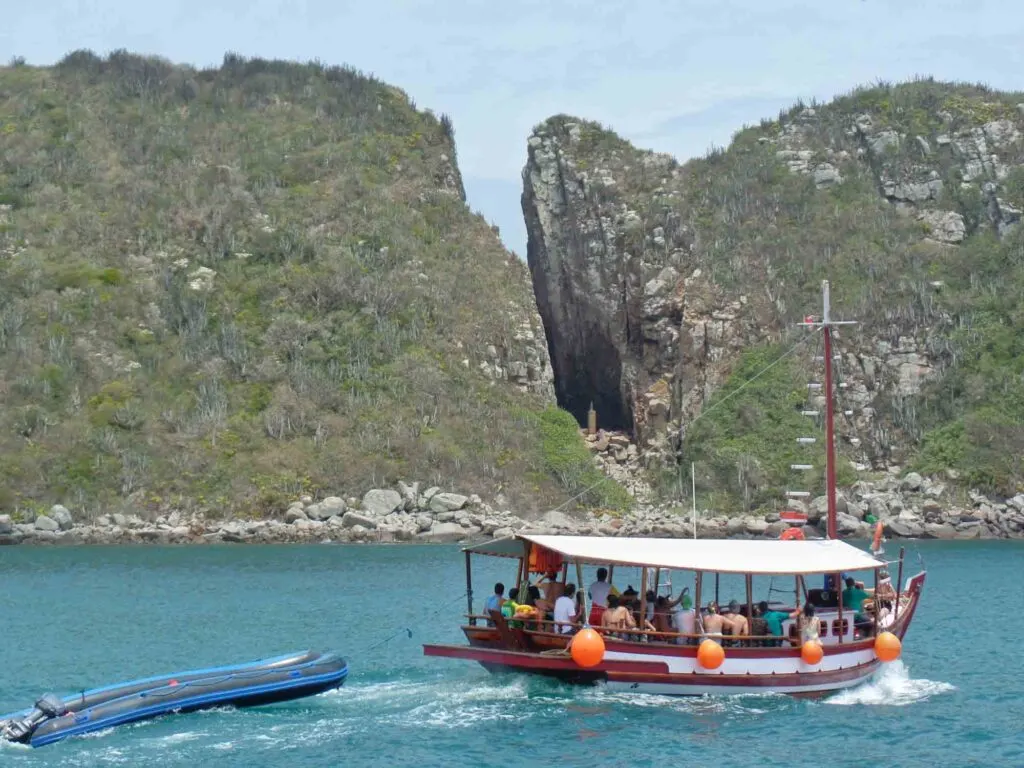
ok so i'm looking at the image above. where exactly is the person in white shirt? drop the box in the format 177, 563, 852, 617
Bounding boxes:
553, 583, 581, 634
587, 568, 618, 625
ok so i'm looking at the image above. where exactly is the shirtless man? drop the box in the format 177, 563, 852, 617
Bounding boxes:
534, 570, 564, 616
701, 602, 728, 643
721, 600, 750, 642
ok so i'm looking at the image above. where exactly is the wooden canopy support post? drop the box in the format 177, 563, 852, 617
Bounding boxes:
576, 560, 588, 626
872, 567, 880, 633
515, 553, 526, 600
745, 574, 754, 629
465, 550, 475, 626
694, 571, 703, 633
837, 572, 845, 644
894, 546, 906, 622
639, 567, 649, 631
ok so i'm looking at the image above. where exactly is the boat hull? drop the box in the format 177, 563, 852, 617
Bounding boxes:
424, 642, 878, 697
0, 650, 348, 748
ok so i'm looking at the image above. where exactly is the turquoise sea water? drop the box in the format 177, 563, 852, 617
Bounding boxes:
1, 541, 1021, 767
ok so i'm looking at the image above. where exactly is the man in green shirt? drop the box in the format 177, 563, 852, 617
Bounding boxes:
839, 581, 872, 634
842, 578, 871, 622
757, 601, 791, 647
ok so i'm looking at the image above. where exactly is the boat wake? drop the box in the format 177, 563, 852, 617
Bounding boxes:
825, 661, 954, 707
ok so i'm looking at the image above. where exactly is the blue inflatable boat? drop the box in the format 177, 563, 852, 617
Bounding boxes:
0, 649, 348, 748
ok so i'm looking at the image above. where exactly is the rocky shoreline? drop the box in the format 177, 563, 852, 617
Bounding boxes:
2, 471, 1022, 547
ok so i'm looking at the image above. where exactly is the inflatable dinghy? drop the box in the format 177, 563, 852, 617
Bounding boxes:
0, 649, 347, 748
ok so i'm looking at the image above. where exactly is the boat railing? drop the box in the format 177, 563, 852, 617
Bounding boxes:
463, 614, 824, 647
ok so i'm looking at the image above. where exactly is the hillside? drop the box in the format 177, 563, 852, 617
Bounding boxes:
523, 79, 1024, 511
0, 51, 631, 520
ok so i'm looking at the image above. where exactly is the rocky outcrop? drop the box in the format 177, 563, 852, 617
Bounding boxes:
5, 472, 1021, 546
522, 119, 765, 463
522, 90, 1024, 483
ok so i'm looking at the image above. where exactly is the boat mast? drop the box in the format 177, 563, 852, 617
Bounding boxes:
822, 284, 838, 540
799, 280, 855, 540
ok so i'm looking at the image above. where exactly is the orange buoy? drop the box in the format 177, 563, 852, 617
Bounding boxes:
570, 628, 606, 668
801, 640, 824, 665
780, 526, 805, 541
874, 631, 902, 662
697, 639, 725, 670
872, 521, 884, 552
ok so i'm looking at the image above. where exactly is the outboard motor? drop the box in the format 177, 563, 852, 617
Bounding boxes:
0, 694, 67, 743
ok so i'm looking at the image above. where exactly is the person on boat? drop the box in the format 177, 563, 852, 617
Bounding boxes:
721, 600, 750, 643
534, 570, 564, 616
587, 567, 619, 625
501, 587, 521, 627
701, 602, 727, 643
484, 582, 505, 619
652, 596, 676, 637
841, 577, 874, 636
553, 583, 581, 634
600, 593, 637, 638
796, 602, 819, 644
841, 577, 871, 617
757, 601, 791, 647
869, 569, 897, 601
513, 585, 543, 629
672, 590, 696, 644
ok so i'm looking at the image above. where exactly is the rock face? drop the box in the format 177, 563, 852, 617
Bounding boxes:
522, 90, 1024, 479
523, 120, 761, 455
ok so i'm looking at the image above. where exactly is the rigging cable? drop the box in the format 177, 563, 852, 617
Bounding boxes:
543, 331, 819, 511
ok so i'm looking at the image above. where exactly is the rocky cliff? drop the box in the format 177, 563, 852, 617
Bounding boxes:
0, 51, 569, 520
523, 80, 1024, 506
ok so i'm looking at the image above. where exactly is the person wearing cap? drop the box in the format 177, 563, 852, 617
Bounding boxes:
672, 589, 696, 644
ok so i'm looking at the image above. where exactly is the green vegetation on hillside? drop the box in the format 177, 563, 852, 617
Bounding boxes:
677, 344, 856, 511
0, 51, 626, 518
546, 78, 1024, 504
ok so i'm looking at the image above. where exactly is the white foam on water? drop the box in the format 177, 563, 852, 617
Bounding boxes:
580, 686, 788, 718
150, 730, 205, 745
79, 726, 117, 740
210, 741, 234, 751
366, 677, 544, 730
825, 660, 955, 707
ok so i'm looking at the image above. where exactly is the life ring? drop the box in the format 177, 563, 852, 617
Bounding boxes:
872, 521, 884, 552
780, 527, 805, 540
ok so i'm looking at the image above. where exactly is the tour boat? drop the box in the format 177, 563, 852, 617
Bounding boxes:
423, 281, 927, 697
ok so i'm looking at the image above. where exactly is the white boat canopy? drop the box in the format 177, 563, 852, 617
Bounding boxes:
464, 534, 885, 575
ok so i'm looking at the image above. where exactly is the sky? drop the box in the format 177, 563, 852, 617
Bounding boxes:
3, 0, 1023, 256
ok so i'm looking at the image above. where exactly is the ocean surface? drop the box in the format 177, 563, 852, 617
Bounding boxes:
1, 541, 1021, 767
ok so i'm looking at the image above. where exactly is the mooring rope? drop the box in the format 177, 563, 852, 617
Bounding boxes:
352, 591, 470, 656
